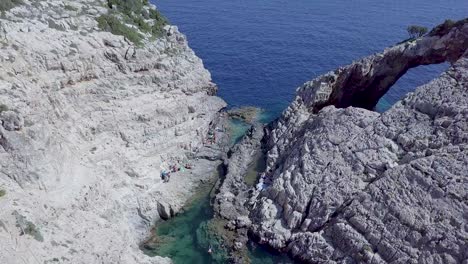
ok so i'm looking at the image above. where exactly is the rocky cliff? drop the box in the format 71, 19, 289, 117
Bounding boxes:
246, 20, 468, 263
0, 0, 226, 263
210, 19, 468, 264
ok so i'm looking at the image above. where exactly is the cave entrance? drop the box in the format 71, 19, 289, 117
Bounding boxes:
375, 62, 450, 112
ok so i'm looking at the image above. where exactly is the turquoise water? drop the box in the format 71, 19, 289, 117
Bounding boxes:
229, 110, 276, 144
228, 119, 250, 144
143, 122, 293, 263
143, 180, 294, 263
143, 181, 220, 263
153, 0, 467, 116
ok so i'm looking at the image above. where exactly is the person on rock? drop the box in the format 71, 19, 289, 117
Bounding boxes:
208, 245, 212, 254
161, 170, 170, 183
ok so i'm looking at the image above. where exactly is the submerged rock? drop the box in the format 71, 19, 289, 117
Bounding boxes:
228, 106, 263, 124
195, 220, 230, 262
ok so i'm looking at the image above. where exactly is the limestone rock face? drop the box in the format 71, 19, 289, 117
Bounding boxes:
250, 22, 468, 263
0, 1, 225, 263
213, 124, 265, 263
1, 110, 24, 131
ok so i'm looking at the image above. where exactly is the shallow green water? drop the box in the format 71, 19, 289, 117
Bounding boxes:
143, 179, 293, 263
143, 120, 294, 264
142, 176, 224, 262
245, 152, 266, 187
229, 118, 250, 145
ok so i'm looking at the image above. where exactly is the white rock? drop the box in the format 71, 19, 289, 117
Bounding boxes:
0, 1, 226, 264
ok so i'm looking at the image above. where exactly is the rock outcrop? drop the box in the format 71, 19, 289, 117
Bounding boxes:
0, 0, 225, 263
248, 20, 468, 263
213, 124, 264, 262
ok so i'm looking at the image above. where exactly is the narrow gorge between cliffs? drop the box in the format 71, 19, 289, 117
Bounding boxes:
0, 0, 466, 264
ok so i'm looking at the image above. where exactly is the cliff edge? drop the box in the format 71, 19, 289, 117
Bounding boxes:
0, 0, 225, 263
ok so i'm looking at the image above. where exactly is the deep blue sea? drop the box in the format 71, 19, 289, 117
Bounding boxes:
153, 0, 467, 118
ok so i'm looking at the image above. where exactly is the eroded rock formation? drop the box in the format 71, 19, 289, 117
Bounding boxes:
213, 124, 264, 262
248, 20, 468, 263
299, 19, 468, 112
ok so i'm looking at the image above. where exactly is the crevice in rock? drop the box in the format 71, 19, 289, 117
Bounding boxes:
297, 188, 315, 230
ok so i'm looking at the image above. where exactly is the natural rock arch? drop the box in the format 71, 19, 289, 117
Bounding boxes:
297, 19, 468, 112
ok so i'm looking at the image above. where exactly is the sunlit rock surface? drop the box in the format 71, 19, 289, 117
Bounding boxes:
250, 20, 468, 263
0, 0, 226, 263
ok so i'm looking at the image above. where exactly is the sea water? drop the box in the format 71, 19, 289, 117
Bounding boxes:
153, 0, 467, 118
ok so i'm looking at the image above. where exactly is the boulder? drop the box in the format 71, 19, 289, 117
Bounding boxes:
157, 201, 174, 220
0, 111, 24, 131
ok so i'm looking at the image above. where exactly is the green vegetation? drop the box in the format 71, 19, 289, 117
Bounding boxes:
429, 18, 468, 37
64, 4, 78, 12
14, 211, 44, 242
97, 0, 168, 45
97, 14, 143, 45
399, 18, 467, 44
148, 8, 168, 37
108, 0, 144, 16
0, 189, 5, 198
23, 221, 44, 242
407, 25, 428, 39
0, 104, 8, 113
0, 0, 22, 12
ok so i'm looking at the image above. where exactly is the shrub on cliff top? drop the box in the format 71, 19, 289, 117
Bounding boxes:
0, 0, 22, 12
108, 0, 144, 16
0, 104, 8, 113
97, 0, 168, 45
97, 14, 143, 45
407, 25, 428, 39
149, 8, 167, 37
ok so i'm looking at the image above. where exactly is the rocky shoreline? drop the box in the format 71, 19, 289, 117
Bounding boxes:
214, 19, 468, 263
213, 123, 265, 263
